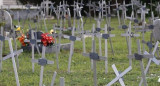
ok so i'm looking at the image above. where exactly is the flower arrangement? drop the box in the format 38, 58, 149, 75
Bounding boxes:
18, 30, 55, 47
41, 33, 55, 46
18, 34, 26, 46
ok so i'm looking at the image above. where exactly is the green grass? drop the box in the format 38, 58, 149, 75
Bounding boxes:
0, 17, 159, 86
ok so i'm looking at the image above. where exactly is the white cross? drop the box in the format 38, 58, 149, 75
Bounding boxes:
139, 41, 160, 86
0, 35, 23, 86
106, 64, 132, 86
102, 24, 115, 74
63, 27, 81, 73
83, 24, 106, 86
121, 21, 140, 65
32, 46, 54, 86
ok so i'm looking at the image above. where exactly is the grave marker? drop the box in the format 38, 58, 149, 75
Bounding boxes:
106, 64, 132, 86
0, 35, 23, 86
121, 21, 140, 65
83, 24, 106, 86
63, 27, 81, 73
32, 46, 54, 86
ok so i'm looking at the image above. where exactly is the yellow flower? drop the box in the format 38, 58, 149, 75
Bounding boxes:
50, 29, 55, 34
16, 27, 21, 31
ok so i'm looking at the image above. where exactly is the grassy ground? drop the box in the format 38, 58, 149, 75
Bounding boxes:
0, 17, 160, 86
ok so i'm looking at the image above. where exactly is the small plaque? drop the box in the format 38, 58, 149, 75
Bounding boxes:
30, 39, 36, 44
134, 53, 144, 60
147, 42, 153, 49
102, 34, 110, 39
134, 19, 139, 24
96, 28, 101, 32
122, 25, 128, 29
89, 52, 100, 60
69, 36, 76, 41
38, 58, 48, 66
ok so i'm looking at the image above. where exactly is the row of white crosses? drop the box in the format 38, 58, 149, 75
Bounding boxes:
114, 0, 131, 29
41, 0, 53, 17
0, 26, 23, 86
86, 0, 93, 22
83, 24, 106, 86
75, 4, 87, 54
149, 2, 160, 17
134, 4, 150, 53
86, 0, 97, 20
107, 39, 157, 86
105, 1, 116, 55
48, 23, 72, 70
82, 23, 115, 86
71, 0, 83, 32
121, 21, 140, 66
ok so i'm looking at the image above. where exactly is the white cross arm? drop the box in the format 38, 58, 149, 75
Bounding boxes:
110, 34, 115, 37
126, 16, 135, 20
97, 34, 115, 38
133, 34, 140, 37
121, 34, 129, 37
63, 35, 70, 39
112, 64, 125, 86
144, 51, 160, 65
3, 49, 23, 61
76, 37, 81, 41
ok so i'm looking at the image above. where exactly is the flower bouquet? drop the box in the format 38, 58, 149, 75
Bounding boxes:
18, 30, 70, 53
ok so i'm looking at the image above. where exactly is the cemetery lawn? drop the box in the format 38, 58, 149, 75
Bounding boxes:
0, 18, 159, 86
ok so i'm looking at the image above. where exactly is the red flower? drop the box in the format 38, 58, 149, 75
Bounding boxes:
41, 33, 55, 46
